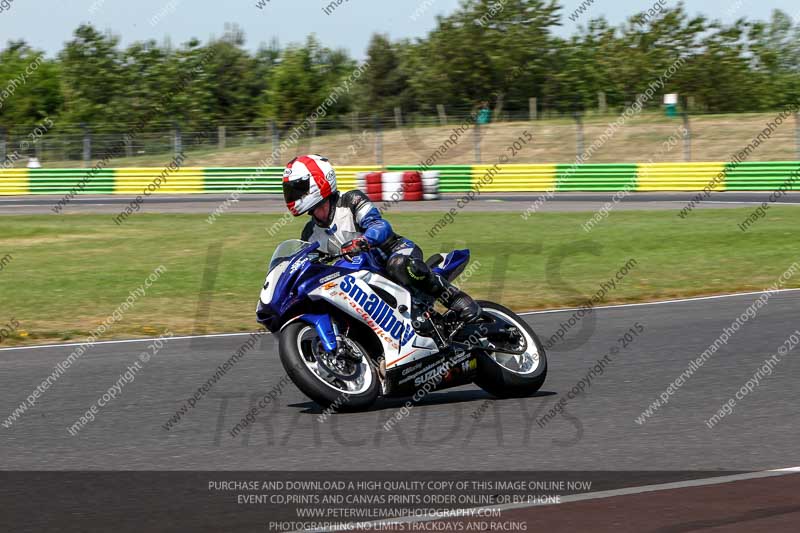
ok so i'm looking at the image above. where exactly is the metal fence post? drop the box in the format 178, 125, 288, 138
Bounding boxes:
529, 98, 538, 121
493, 93, 505, 121
173, 121, 182, 157
394, 107, 403, 129
218, 125, 226, 150
0, 127, 6, 163
374, 116, 383, 168
82, 123, 91, 167
682, 113, 692, 162
124, 133, 133, 157
474, 121, 481, 164
795, 112, 800, 160
574, 112, 584, 160
436, 104, 448, 126
271, 121, 280, 160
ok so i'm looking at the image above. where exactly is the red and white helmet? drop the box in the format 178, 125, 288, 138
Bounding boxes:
282, 154, 337, 216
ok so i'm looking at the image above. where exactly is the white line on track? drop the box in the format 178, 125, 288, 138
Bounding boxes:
0, 204, 112, 208
0, 331, 259, 352
702, 201, 800, 205
296, 467, 800, 533
1, 288, 798, 353
517, 287, 800, 316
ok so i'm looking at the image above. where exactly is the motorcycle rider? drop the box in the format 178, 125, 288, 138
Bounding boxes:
282, 154, 481, 322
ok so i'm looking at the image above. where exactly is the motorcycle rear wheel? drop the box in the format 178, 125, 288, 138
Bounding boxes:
473, 301, 548, 398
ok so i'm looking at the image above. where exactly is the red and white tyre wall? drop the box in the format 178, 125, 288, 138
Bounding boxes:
355, 171, 440, 203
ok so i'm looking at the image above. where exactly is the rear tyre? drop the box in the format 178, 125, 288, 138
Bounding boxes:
473, 302, 548, 398
279, 321, 380, 411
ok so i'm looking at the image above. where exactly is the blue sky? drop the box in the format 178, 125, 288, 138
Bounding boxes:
0, 0, 797, 58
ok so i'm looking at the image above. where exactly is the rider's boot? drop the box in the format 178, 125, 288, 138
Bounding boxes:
429, 273, 482, 323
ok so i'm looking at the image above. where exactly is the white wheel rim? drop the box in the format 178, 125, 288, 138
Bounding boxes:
481, 309, 541, 375
296, 326, 373, 395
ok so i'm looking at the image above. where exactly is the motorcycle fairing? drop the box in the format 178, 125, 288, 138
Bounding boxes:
383, 346, 479, 397
433, 249, 470, 281
257, 240, 471, 382
311, 271, 439, 369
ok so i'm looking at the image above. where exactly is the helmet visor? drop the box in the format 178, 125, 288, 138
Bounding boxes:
283, 177, 310, 204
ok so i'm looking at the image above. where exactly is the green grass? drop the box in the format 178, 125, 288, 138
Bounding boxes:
1, 208, 798, 346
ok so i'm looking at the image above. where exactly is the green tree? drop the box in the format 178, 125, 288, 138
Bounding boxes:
0, 41, 61, 131
261, 35, 356, 123
360, 34, 412, 116
58, 24, 126, 128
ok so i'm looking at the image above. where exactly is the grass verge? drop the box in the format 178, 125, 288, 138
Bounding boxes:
0, 207, 798, 346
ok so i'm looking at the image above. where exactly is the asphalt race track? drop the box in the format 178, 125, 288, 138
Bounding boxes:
3, 191, 800, 215
3, 191, 800, 530
3, 290, 799, 472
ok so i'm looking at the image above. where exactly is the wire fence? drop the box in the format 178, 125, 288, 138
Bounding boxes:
2, 108, 799, 168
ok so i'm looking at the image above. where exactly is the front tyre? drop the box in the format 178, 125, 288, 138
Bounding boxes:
473, 302, 548, 398
279, 321, 380, 411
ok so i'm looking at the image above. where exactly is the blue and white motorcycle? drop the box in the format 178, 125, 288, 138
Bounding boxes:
256, 240, 547, 410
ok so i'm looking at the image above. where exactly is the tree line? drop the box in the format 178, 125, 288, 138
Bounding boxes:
1, 1, 799, 136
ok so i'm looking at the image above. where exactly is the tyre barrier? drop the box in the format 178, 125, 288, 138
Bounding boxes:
355, 170, 439, 203
2, 162, 798, 195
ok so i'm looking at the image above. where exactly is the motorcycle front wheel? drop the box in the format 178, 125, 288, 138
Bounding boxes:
279, 321, 380, 411
473, 301, 548, 398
